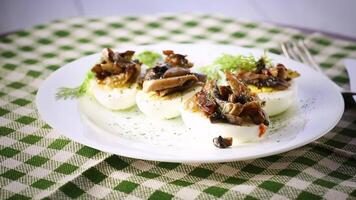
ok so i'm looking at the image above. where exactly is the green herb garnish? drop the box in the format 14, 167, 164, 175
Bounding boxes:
134, 50, 162, 68
198, 53, 271, 84
56, 71, 94, 100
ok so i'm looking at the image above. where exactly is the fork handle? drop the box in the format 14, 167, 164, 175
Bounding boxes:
342, 91, 356, 96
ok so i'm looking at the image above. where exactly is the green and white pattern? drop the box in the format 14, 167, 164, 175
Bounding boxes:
0, 14, 355, 199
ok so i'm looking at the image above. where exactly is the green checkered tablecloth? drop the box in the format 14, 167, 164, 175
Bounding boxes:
0, 14, 355, 200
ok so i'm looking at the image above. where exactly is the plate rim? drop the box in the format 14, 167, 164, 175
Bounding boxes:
36, 43, 345, 163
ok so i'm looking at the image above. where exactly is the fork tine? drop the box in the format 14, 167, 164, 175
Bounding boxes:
296, 40, 323, 72
281, 40, 344, 92
281, 40, 321, 72
281, 41, 302, 62
280, 42, 292, 59
291, 41, 315, 67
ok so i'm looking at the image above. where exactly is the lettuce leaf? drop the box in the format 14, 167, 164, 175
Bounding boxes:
134, 50, 162, 68
198, 54, 271, 84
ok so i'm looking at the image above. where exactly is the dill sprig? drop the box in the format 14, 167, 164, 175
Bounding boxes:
198, 53, 272, 84
55, 71, 94, 100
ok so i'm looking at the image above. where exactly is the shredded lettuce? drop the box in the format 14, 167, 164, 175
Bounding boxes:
198, 54, 271, 84
78, 71, 95, 95
134, 50, 162, 68
215, 54, 257, 71
56, 71, 94, 100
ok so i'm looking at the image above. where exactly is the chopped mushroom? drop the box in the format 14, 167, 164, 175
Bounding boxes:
213, 136, 233, 148
163, 50, 193, 68
189, 72, 269, 126
236, 57, 300, 90
162, 67, 191, 78
141, 50, 206, 96
142, 75, 198, 93
91, 48, 141, 87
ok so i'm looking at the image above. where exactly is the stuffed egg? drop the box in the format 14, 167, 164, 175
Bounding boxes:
236, 58, 300, 116
89, 48, 141, 110
136, 50, 206, 119
248, 82, 297, 116
181, 72, 269, 145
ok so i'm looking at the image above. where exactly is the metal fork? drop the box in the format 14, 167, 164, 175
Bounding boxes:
280, 40, 356, 97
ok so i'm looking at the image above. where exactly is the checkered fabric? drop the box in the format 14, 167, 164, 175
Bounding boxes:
0, 14, 355, 200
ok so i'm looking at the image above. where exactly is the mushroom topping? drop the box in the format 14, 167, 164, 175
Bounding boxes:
141, 50, 206, 96
143, 75, 198, 93
187, 72, 269, 126
213, 136, 233, 148
163, 50, 193, 68
144, 65, 169, 81
236, 57, 300, 90
91, 48, 141, 87
162, 67, 191, 78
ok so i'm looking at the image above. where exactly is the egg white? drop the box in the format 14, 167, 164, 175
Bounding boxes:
255, 82, 297, 116
90, 80, 138, 110
136, 86, 201, 119
180, 107, 266, 144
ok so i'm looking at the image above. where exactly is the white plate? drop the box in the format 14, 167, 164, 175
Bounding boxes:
36, 43, 344, 163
